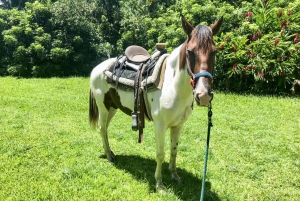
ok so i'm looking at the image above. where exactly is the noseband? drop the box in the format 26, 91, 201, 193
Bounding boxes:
185, 48, 213, 88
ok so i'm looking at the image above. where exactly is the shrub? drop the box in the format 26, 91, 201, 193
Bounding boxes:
214, 0, 300, 93
0, 1, 106, 77
0, 0, 299, 94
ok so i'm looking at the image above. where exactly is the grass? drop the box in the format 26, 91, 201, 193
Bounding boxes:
0, 76, 299, 201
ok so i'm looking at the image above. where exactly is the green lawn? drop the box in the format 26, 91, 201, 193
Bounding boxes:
0, 77, 299, 201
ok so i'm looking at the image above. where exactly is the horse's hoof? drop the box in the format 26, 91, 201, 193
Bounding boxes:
172, 173, 182, 185
156, 185, 167, 194
110, 150, 116, 158
156, 181, 166, 194
176, 178, 182, 185
107, 150, 116, 163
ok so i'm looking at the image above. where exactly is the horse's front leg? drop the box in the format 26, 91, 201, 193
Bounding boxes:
169, 126, 183, 185
154, 122, 167, 191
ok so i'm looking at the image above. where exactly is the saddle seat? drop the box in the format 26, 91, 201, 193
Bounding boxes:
104, 43, 168, 91
125, 45, 150, 63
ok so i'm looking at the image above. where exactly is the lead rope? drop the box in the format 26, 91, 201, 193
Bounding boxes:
200, 101, 213, 201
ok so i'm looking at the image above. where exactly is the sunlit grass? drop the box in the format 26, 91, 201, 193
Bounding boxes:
0, 77, 299, 200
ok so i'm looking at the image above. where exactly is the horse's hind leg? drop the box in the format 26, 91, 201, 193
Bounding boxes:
99, 107, 117, 162
169, 126, 183, 185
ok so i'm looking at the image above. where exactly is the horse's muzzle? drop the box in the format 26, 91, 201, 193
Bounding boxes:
195, 91, 213, 106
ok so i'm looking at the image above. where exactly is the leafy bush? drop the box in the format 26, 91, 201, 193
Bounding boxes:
0, 1, 106, 77
214, 0, 300, 93
0, 0, 299, 94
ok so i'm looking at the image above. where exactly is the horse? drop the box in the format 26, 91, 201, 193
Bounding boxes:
89, 15, 223, 190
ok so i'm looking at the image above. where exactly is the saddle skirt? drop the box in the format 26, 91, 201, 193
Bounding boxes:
104, 47, 169, 91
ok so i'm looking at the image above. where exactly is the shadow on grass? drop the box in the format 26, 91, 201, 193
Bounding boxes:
111, 154, 221, 201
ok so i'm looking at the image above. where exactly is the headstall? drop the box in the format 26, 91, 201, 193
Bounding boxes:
185, 48, 213, 88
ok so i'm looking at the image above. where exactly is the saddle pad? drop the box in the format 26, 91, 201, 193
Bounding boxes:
104, 53, 169, 91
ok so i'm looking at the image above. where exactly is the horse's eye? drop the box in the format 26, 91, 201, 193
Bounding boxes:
187, 49, 195, 55
186, 49, 196, 69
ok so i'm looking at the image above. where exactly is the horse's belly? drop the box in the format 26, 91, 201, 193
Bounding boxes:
114, 90, 134, 111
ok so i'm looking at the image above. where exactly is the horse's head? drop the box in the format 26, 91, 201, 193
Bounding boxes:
180, 15, 223, 106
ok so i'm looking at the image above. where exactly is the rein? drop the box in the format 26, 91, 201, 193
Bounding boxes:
200, 101, 213, 201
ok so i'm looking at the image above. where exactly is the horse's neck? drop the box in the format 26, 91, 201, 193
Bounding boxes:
166, 45, 193, 98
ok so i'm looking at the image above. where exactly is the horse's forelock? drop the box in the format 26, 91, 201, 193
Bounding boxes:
192, 25, 213, 53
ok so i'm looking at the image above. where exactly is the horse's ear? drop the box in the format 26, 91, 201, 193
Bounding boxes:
211, 16, 223, 35
181, 14, 194, 39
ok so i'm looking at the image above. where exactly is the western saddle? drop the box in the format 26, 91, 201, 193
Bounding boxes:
105, 43, 168, 143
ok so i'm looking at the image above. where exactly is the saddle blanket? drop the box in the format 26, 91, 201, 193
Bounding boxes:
103, 53, 169, 91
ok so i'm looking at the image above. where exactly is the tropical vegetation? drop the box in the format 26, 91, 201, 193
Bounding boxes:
0, 0, 299, 93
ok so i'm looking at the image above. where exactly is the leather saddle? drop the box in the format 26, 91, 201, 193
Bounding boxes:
104, 43, 168, 143
106, 43, 167, 90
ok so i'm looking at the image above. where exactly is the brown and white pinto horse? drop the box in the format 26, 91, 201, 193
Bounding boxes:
89, 15, 223, 190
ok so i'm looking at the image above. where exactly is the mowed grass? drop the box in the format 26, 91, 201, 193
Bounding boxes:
0, 77, 299, 201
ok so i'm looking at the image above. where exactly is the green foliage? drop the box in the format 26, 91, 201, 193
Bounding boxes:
117, 0, 151, 51
0, 0, 53, 9
50, 0, 104, 75
0, 0, 108, 77
1, 3, 52, 77
95, 0, 122, 55
0, 9, 10, 74
214, 0, 300, 93
0, 0, 299, 93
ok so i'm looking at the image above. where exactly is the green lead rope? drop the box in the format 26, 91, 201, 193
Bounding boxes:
200, 102, 213, 201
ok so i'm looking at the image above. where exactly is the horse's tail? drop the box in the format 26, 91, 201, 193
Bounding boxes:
89, 89, 99, 129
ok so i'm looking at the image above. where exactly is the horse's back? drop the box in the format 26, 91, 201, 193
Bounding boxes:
90, 58, 116, 92
91, 58, 116, 82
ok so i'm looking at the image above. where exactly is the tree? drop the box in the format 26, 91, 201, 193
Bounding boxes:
95, 0, 121, 56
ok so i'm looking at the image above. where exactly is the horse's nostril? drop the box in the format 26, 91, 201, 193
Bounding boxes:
195, 93, 201, 104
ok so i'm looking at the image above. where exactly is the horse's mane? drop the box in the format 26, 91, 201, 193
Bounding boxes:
191, 25, 213, 54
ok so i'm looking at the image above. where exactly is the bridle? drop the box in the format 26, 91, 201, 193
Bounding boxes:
185, 48, 213, 88
185, 46, 214, 103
